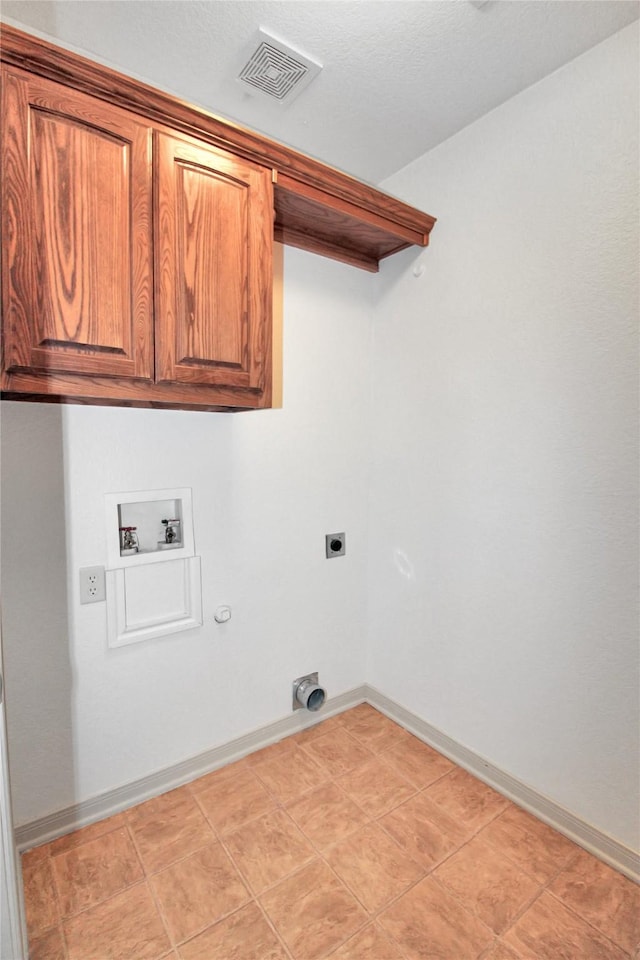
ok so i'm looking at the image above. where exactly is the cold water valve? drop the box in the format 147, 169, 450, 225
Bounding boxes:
161, 518, 181, 546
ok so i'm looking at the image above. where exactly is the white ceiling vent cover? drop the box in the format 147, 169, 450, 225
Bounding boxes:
237, 29, 322, 105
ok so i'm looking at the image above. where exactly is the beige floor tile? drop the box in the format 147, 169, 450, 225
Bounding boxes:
290, 714, 347, 747
261, 859, 367, 960
479, 804, 578, 884
549, 849, 640, 954
21, 844, 51, 870
425, 768, 509, 832
224, 808, 316, 893
339, 707, 407, 753
326, 822, 425, 913
187, 757, 254, 793
298, 727, 373, 778
329, 921, 406, 959
253, 746, 330, 805
380, 791, 466, 871
178, 902, 288, 960
434, 836, 541, 933
479, 942, 522, 960
49, 812, 129, 856
27, 923, 66, 960
51, 825, 144, 917
195, 766, 277, 835
64, 882, 170, 960
127, 787, 197, 829
337, 755, 417, 818
22, 857, 59, 937
504, 890, 628, 960
246, 737, 299, 765
150, 842, 250, 943
382, 736, 455, 788
379, 875, 494, 960
286, 781, 369, 850
128, 787, 216, 874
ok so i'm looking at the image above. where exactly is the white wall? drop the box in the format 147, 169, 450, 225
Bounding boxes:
369, 23, 639, 851
1, 248, 373, 825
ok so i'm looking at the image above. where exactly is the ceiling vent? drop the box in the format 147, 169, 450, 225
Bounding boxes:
237, 29, 322, 105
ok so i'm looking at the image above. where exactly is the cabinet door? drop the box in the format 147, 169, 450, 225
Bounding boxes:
1, 69, 153, 381
155, 132, 272, 391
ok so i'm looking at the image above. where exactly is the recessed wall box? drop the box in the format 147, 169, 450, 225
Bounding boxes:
105, 488, 195, 569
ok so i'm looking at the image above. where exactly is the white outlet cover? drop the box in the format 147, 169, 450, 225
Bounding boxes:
79, 565, 106, 604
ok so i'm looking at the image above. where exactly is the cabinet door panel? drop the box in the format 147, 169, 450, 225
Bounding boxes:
155, 133, 272, 390
179, 163, 245, 367
2, 69, 153, 380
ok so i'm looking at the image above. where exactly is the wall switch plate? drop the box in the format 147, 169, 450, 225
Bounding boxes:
325, 533, 346, 558
79, 566, 106, 604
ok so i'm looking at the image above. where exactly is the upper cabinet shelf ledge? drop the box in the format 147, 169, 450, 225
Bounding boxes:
0, 24, 436, 272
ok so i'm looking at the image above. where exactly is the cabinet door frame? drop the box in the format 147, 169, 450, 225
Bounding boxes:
1, 67, 154, 382
154, 130, 272, 391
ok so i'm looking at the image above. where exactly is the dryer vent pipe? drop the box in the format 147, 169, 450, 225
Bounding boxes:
292, 672, 326, 712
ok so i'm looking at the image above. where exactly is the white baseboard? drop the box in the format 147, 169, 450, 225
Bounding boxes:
365, 685, 640, 885
16, 682, 639, 885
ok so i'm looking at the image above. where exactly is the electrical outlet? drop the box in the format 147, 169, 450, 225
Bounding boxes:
79, 566, 106, 604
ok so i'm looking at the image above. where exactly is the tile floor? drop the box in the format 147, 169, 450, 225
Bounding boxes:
21, 705, 640, 960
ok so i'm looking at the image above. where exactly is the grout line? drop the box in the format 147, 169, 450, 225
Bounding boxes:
207, 814, 305, 959
428, 864, 532, 939
252, 898, 296, 960
215, 828, 262, 900
125, 825, 176, 955
543, 882, 634, 956
475, 809, 580, 887
138, 834, 221, 880
43, 844, 65, 933
191, 772, 282, 837
302, 787, 434, 931
144, 876, 178, 956
59, 919, 70, 960
46, 815, 128, 860
40, 844, 69, 960
501, 845, 584, 940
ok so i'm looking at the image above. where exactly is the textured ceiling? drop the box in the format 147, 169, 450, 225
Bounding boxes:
2, 0, 638, 183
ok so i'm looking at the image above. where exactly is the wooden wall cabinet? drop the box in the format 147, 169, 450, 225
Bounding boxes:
2, 66, 273, 410
1, 25, 436, 411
